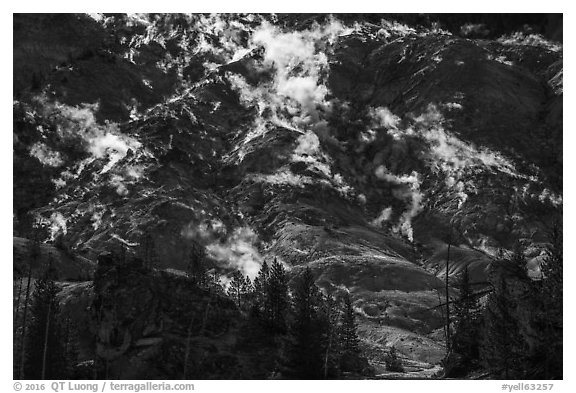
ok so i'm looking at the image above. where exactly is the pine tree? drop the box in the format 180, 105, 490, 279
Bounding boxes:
207, 270, 225, 295
447, 267, 482, 375
336, 292, 367, 374
62, 317, 80, 378
228, 271, 245, 308
251, 261, 269, 319
339, 292, 360, 355
510, 242, 529, 279
115, 242, 127, 265
139, 232, 157, 269
288, 267, 326, 378
242, 275, 253, 308
322, 293, 340, 378
481, 276, 527, 379
265, 258, 289, 333
186, 242, 208, 287
14, 276, 23, 320
13, 276, 24, 378
18, 233, 41, 379
444, 234, 452, 352
24, 275, 67, 379
533, 224, 562, 379
253, 261, 269, 291
385, 346, 404, 372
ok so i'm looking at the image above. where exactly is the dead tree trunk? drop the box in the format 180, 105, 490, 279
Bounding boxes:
182, 315, 196, 380
14, 276, 23, 320
436, 288, 447, 348
183, 301, 211, 379
323, 298, 335, 379
18, 266, 33, 379
41, 301, 52, 379
445, 239, 451, 352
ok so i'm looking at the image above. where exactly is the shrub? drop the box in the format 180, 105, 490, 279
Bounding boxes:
384, 346, 404, 372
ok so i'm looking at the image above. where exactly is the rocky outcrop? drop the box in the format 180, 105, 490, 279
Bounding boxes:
56, 253, 251, 379
14, 14, 179, 122
13, 237, 95, 281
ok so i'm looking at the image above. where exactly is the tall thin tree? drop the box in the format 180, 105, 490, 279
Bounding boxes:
445, 233, 452, 352
19, 233, 41, 379
265, 258, 289, 333
24, 274, 66, 379
288, 267, 326, 378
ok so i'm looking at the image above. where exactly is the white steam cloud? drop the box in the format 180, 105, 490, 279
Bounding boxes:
412, 104, 520, 177
226, 18, 350, 134
226, 17, 356, 198
29, 142, 64, 167
33, 98, 148, 196
245, 19, 349, 131
371, 207, 393, 227
181, 218, 228, 241
293, 130, 321, 156
36, 212, 68, 241
369, 107, 401, 129
34, 98, 142, 175
374, 165, 423, 241
251, 170, 316, 188
378, 104, 528, 220
206, 227, 263, 279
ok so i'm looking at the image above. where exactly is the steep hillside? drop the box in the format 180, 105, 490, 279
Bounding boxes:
13, 13, 562, 377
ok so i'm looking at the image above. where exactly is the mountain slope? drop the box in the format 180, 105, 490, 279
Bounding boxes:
13, 13, 562, 375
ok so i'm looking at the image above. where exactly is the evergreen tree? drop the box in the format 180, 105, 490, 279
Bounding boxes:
385, 346, 404, 372
481, 276, 527, 379
62, 317, 80, 378
206, 269, 225, 295
288, 267, 326, 378
446, 267, 482, 376
13, 276, 24, 378
139, 232, 157, 269
532, 224, 562, 379
24, 275, 67, 379
510, 242, 529, 278
336, 292, 368, 374
339, 292, 360, 355
256, 261, 270, 283
14, 276, 23, 320
186, 241, 208, 287
251, 261, 269, 319
321, 293, 340, 378
115, 242, 127, 264
242, 275, 254, 307
265, 258, 289, 333
228, 270, 246, 308
18, 233, 41, 379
